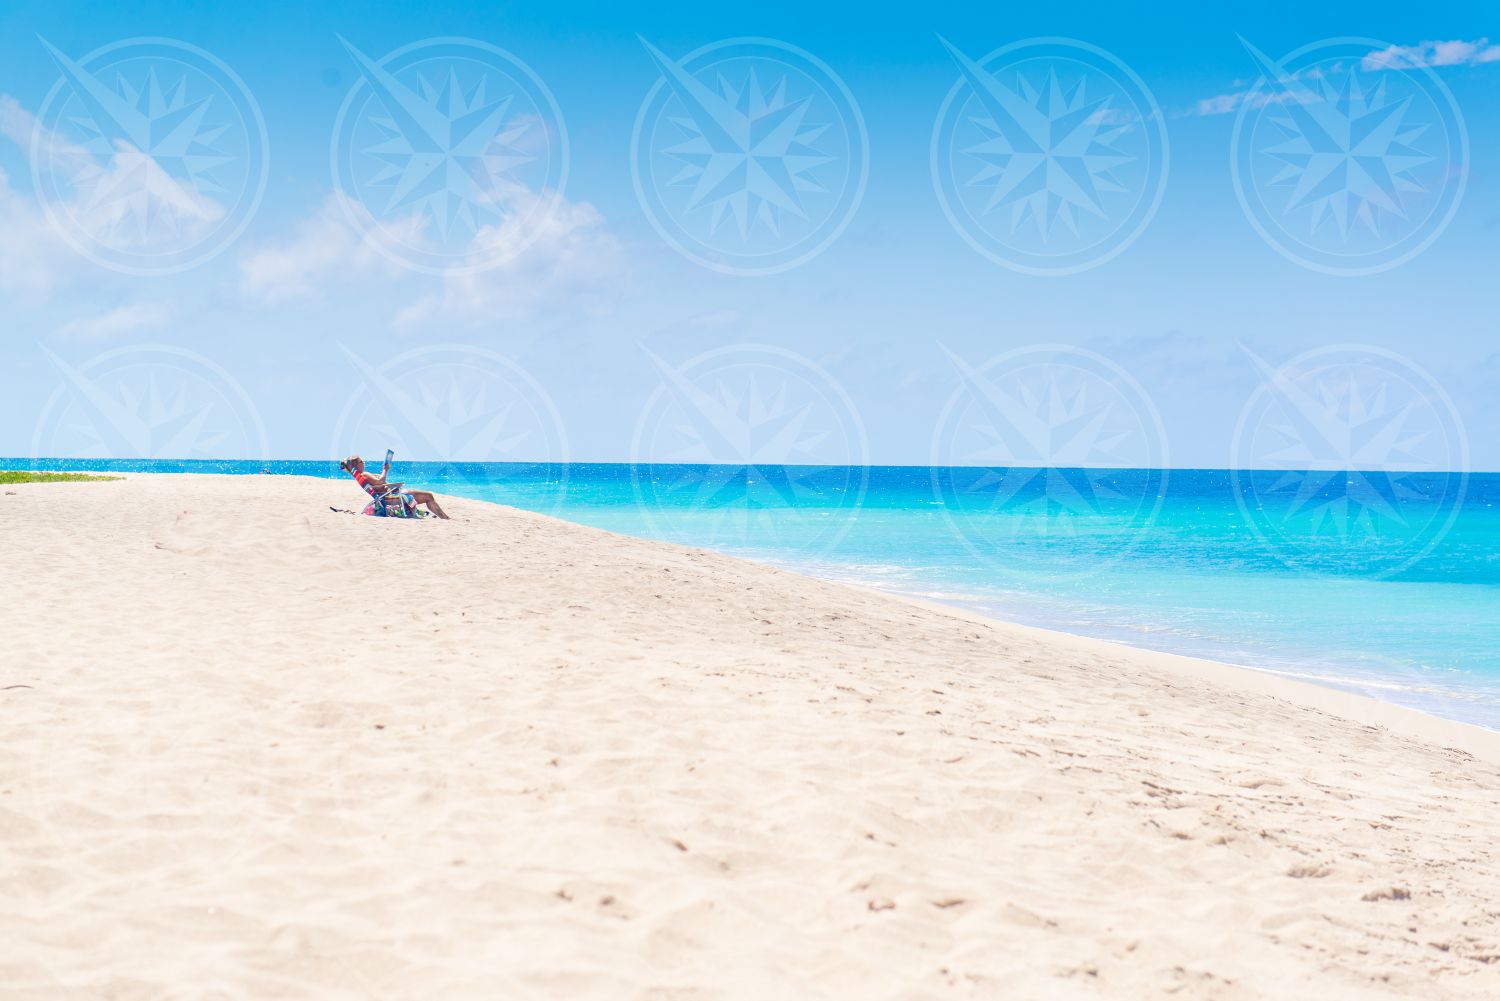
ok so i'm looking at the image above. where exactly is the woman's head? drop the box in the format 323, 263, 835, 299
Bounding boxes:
340, 455, 364, 474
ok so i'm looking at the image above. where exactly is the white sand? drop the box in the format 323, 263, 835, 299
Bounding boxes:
2, 473, 1499, 1000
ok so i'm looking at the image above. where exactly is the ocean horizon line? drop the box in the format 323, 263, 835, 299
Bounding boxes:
4, 457, 1494, 477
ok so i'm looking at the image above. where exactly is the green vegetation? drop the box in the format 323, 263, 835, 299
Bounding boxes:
0, 471, 123, 484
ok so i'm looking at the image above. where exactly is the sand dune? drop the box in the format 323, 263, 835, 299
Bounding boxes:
2, 473, 1499, 999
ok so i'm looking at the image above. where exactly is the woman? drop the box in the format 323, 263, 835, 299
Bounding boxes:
340, 454, 452, 520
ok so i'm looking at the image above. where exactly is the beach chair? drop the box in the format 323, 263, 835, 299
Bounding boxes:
349, 471, 427, 519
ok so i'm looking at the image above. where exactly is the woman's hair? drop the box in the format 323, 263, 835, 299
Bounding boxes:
339, 455, 361, 472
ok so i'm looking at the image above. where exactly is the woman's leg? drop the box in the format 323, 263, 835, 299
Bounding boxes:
408, 491, 451, 520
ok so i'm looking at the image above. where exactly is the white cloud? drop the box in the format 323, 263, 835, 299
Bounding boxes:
238, 192, 411, 303
1193, 38, 1500, 117
240, 187, 623, 326
0, 166, 73, 304
1363, 38, 1500, 71
1191, 87, 1297, 117
0, 98, 82, 302
0, 94, 67, 159
0, 92, 232, 306
1, 93, 223, 256
80, 147, 224, 247
391, 193, 625, 328
55, 301, 172, 340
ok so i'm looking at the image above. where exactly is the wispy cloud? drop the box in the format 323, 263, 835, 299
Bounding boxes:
1191, 87, 1298, 118
1191, 37, 1500, 117
241, 187, 624, 326
55, 301, 172, 341
392, 193, 624, 328
0, 91, 233, 305
0, 164, 73, 304
0, 93, 222, 254
0, 98, 86, 304
1363, 38, 1500, 71
238, 192, 413, 303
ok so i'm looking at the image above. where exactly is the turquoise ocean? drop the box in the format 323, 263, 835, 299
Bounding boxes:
13, 459, 1499, 730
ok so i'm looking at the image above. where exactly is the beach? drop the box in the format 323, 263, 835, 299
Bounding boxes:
3, 473, 1499, 999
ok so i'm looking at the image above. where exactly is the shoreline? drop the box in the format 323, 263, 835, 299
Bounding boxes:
498, 501, 1500, 750
11, 468, 1498, 751
884, 586, 1500, 765
6, 472, 1500, 997
13, 462, 1494, 739
749, 559, 1500, 741
714, 554, 1500, 766
467, 478, 1500, 760
14, 468, 1499, 754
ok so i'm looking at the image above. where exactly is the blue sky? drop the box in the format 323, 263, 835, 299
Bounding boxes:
1, 0, 1497, 470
